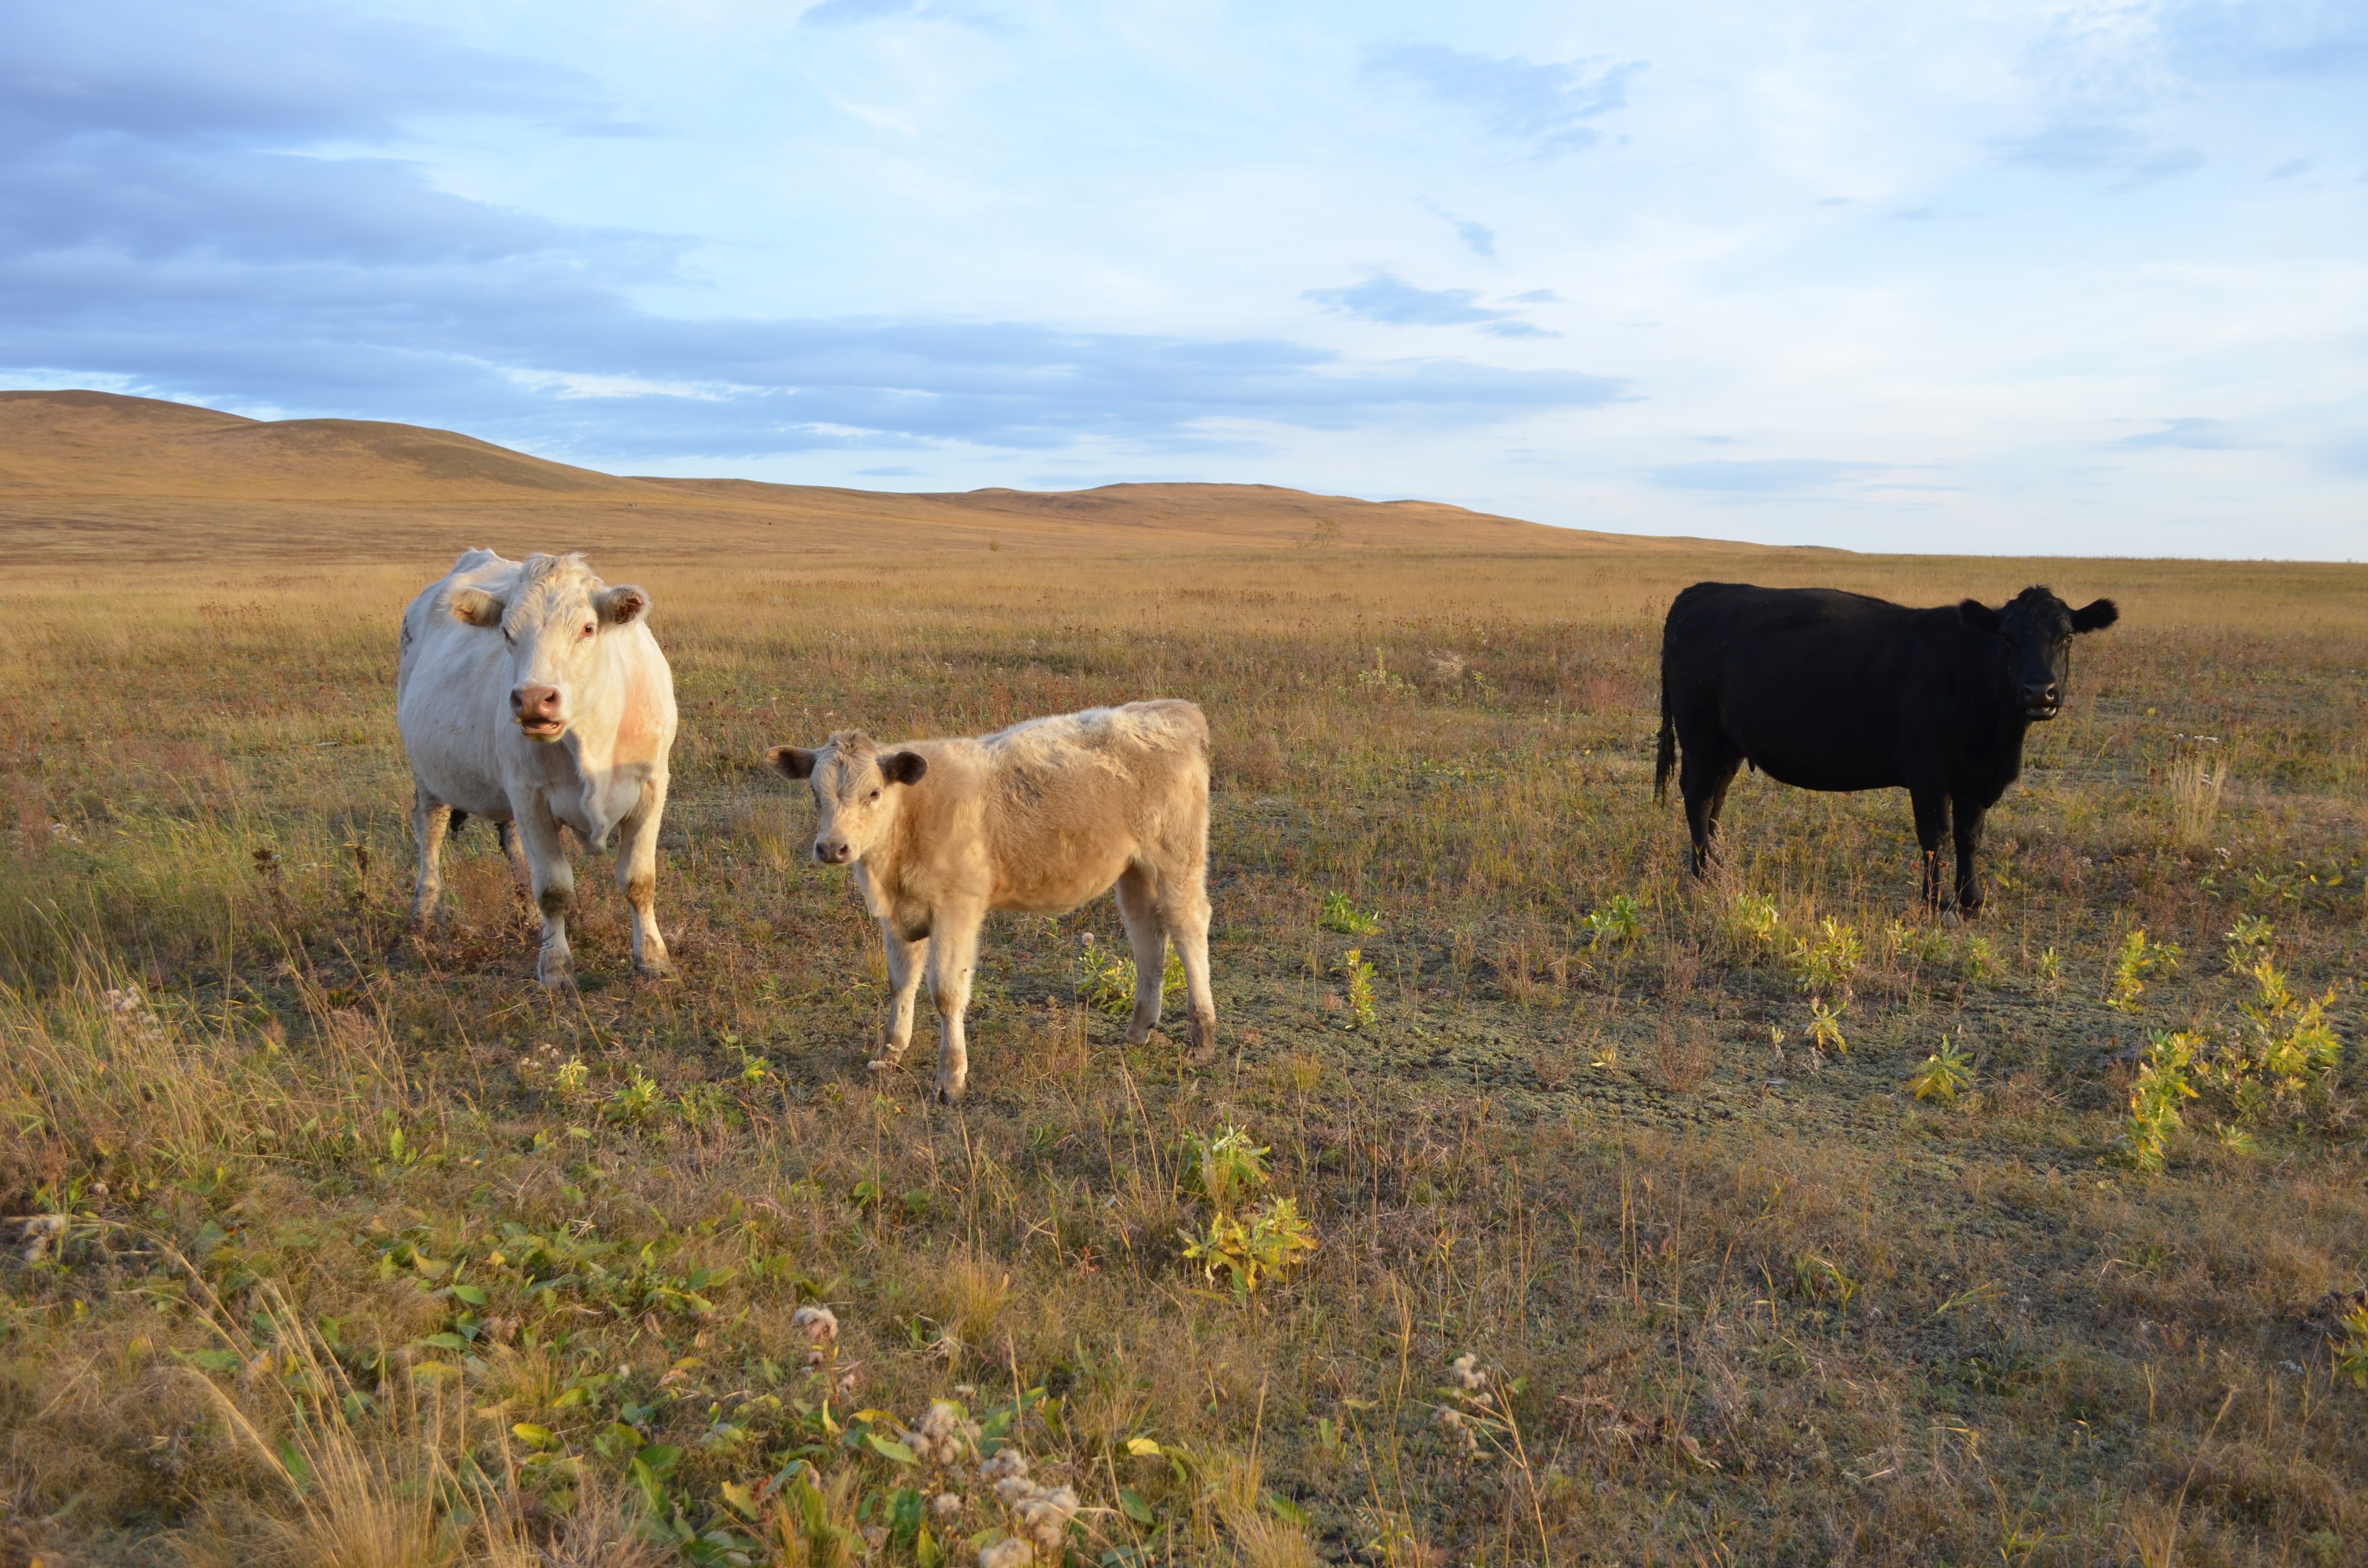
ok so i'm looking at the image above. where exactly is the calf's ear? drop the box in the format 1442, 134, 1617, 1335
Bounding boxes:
595, 585, 651, 625
766, 746, 819, 780
878, 750, 929, 787
1957, 599, 2001, 633
2071, 597, 2119, 633
449, 588, 506, 627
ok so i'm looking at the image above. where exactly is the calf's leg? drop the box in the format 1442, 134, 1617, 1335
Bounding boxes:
1677, 732, 1744, 876
1909, 785, 1951, 911
512, 794, 576, 987
1114, 865, 1169, 1046
1950, 796, 1988, 914
1152, 861, 1217, 1058
612, 774, 676, 978
876, 926, 925, 1067
498, 819, 530, 887
409, 787, 453, 926
925, 907, 984, 1103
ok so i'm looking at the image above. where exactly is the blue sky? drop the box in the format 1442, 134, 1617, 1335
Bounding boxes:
3, 0, 2363, 556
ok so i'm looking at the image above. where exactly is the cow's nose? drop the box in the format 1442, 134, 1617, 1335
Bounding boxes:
510, 685, 562, 721
814, 839, 851, 865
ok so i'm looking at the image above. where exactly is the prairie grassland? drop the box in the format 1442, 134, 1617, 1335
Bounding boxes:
2, 545, 2365, 1568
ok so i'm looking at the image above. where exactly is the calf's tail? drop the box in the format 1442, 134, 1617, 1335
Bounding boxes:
1653, 679, 1677, 806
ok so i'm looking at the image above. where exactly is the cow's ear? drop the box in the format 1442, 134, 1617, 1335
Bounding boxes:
1957, 599, 2001, 633
2071, 597, 2119, 633
878, 750, 929, 787
596, 585, 650, 625
766, 746, 819, 781
449, 588, 506, 628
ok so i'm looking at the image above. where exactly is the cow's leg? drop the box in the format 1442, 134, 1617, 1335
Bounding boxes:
613, 775, 676, 978
512, 795, 576, 987
497, 819, 530, 887
1113, 864, 1169, 1046
1152, 862, 1216, 1059
876, 923, 925, 1068
409, 787, 452, 926
925, 908, 983, 1103
1909, 785, 1951, 910
1678, 736, 1744, 876
1951, 796, 1988, 915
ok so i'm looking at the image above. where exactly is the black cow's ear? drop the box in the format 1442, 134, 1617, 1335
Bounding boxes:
2071, 597, 2119, 633
1958, 599, 2001, 633
766, 746, 818, 780
878, 750, 928, 787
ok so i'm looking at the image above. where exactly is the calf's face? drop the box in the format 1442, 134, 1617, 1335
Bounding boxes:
1960, 587, 2119, 721
450, 564, 649, 742
765, 734, 928, 865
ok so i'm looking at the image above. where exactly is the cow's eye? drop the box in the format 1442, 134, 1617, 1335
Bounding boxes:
581, 623, 595, 638
867, 789, 881, 802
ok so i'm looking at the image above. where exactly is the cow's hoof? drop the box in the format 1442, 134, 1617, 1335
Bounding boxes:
636, 959, 679, 982
934, 1077, 966, 1105
537, 958, 576, 989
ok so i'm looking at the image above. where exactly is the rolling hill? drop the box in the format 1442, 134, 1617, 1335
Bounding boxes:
0, 390, 1769, 564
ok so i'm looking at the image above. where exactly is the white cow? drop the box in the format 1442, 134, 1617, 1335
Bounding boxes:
397, 549, 678, 986
766, 701, 1216, 1102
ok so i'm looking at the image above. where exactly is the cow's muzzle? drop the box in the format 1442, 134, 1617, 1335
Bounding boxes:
2021, 683, 2060, 721
511, 684, 565, 739
814, 838, 853, 866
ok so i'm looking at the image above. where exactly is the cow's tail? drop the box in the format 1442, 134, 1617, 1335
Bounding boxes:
1653, 677, 1677, 806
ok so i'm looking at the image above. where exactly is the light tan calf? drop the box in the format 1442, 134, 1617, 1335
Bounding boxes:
765, 700, 1215, 1102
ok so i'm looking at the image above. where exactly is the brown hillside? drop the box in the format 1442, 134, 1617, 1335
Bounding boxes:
0, 389, 1772, 564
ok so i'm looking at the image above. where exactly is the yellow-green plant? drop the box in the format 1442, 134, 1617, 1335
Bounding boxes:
2335, 1306, 2368, 1389
1908, 1034, 1972, 1102
2122, 1031, 2199, 1172
1885, 918, 1950, 966
1803, 996, 1847, 1055
1181, 1197, 1319, 1297
1585, 894, 1642, 947
1790, 918, 1862, 1001
2232, 954, 2341, 1091
1179, 1124, 1270, 1212
1724, 892, 1782, 954
1319, 891, 1380, 935
2106, 930, 2182, 1012
1337, 947, 1378, 1028
2035, 947, 2064, 993
2223, 914, 2273, 971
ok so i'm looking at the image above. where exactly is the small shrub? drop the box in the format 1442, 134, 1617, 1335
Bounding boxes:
1355, 649, 1411, 694
1318, 891, 1380, 935
1181, 1197, 1319, 1296
1804, 996, 1848, 1055
2223, 913, 2274, 970
1884, 919, 1950, 967
1179, 1124, 1270, 1211
2035, 947, 2063, 993
1337, 947, 1379, 1028
1585, 894, 1642, 947
1790, 918, 1862, 1001
1908, 1034, 1973, 1102
2122, 1031, 2199, 1171
1960, 936, 2001, 985
1723, 892, 1782, 954
2106, 930, 2182, 1012
2335, 1307, 2368, 1389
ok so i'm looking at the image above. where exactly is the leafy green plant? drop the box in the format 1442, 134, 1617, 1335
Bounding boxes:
604, 1065, 660, 1126
2224, 913, 2274, 970
2035, 947, 2064, 993
1805, 996, 1847, 1055
1884, 918, 1950, 966
1319, 891, 1380, 935
1960, 936, 2001, 985
2107, 930, 2182, 1012
1790, 918, 1862, 1001
1585, 894, 1642, 947
1337, 947, 1379, 1028
1179, 1124, 1270, 1211
1725, 892, 1782, 954
1181, 1198, 1319, 1296
2122, 1031, 2199, 1172
2335, 1306, 2368, 1389
1355, 648, 1411, 694
1908, 1034, 1973, 1102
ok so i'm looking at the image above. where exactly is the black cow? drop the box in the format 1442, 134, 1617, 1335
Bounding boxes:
1655, 583, 2118, 910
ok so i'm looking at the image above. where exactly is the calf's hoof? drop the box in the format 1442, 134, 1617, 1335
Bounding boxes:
536, 955, 576, 989
1187, 1012, 1217, 1058
635, 957, 680, 981
934, 1073, 966, 1105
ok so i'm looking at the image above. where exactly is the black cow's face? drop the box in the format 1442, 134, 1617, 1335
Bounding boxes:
1960, 587, 2119, 721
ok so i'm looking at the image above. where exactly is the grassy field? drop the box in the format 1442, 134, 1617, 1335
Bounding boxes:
2, 543, 2365, 1567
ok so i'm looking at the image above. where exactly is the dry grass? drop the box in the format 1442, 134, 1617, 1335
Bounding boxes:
0, 542, 2364, 1566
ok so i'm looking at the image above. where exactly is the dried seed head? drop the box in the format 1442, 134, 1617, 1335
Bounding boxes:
790, 1304, 839, 1344
978, 1540, 1033, 1568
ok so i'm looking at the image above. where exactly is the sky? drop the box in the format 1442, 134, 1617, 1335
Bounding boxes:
2, 0, 2363, 557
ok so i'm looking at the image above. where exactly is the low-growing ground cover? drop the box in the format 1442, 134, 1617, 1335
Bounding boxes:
1, 545, 2364, 1566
